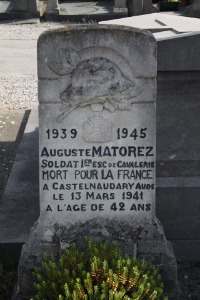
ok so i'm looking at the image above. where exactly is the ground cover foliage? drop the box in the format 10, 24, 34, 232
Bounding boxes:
0, 249, 200, 299
31, 239, 167, 300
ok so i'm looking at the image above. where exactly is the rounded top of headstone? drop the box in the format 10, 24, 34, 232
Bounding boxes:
38, 24, 156, 45
38, 25, 157, 78
38, 24, 157, 107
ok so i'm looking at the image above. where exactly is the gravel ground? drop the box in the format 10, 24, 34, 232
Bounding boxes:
0, 21, 66, 110
0, 21, 66, 40
0, 75, 37, 109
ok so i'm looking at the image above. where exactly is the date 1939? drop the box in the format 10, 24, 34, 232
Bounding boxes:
46, 129, 77, 139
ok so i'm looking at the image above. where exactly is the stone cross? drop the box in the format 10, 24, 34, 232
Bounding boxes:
14, 25, 178, 299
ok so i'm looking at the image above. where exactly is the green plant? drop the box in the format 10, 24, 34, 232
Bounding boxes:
31, 239, 168, 300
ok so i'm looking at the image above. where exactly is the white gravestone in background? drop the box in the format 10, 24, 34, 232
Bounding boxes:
15, 25, 177, 299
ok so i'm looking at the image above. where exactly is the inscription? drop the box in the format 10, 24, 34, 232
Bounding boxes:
45, 203, 152, 212
117, 128, 147, 140
41, 146, 154, 158
46, 128, 77, 139
41, 123, 155, 216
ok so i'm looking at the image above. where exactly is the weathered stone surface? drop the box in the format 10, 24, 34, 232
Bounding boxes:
2, 29, 200, 267
37, 26, 156, 228
14, 222, 59, 300
56, 218, 138, 257
39, 102, 156, 227
15, 219, 177, 298
15, 25, 177, 298
38, 26, 156, 79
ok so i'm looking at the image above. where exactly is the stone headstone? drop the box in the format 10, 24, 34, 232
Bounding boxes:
127, 0, 158, 16
127, 0, 143, 15
15, 25, 178, 299
114, 0, 128, 13
143, 0, 159, 14
46, 0, 60, 14
38, 27, 156, 229
11, 0, 39, 15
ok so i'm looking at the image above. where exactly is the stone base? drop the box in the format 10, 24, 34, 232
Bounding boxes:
46, 7, 60, 14
13, 217, 179, 299
137, 219, 179, 299
113, 7, 128, 14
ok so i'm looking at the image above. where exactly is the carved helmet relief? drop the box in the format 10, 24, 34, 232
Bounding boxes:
48, 46, 142, 123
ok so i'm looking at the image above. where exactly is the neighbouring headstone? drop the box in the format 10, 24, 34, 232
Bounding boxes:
127, 0, 158, 16
185, 0, 200, 17
46, 0, 60, 14
11, 0, 39, 15
15, 25, 178, 299
114, 0, 128, 13
127, 0, 143, 15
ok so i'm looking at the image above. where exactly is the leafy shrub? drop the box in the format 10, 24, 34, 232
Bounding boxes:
31, 239, 168, 300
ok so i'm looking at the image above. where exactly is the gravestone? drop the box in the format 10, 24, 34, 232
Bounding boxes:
114, 0, 128, 13
15, 25, 178, 299
46, 0, 60, 14
127, 0, 158, 16
11, 0, 39, 15
143, 0, 159, 14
